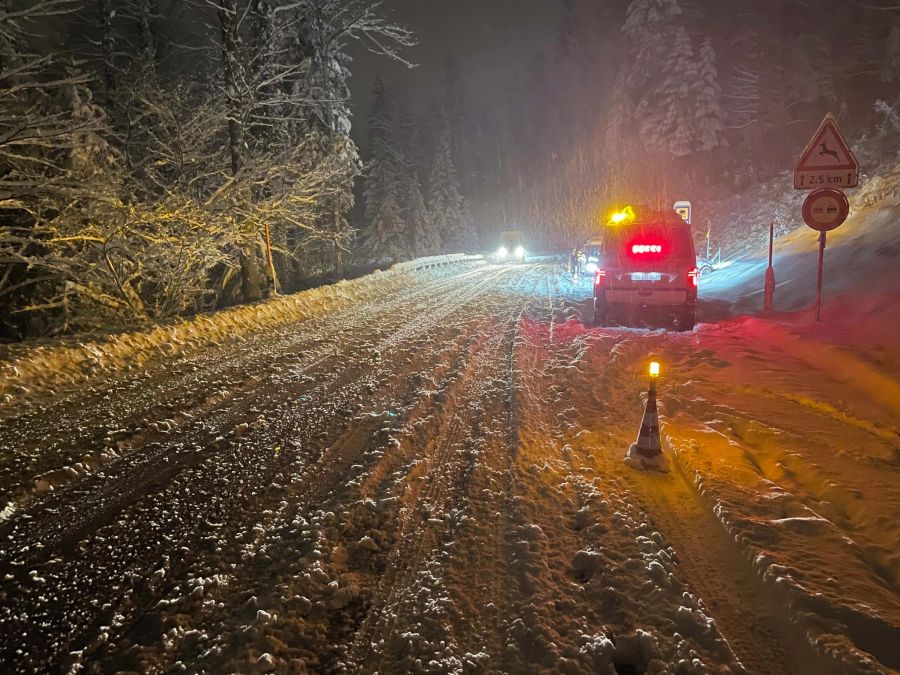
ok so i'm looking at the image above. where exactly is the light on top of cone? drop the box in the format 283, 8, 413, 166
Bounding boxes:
649, 361, 660, 378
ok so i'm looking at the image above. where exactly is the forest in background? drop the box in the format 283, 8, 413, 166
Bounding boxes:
359, 0, 900, 259
2, 0, 900, 340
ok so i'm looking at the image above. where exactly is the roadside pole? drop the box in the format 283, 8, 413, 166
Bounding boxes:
815, 231, 826, 321
764, 220, 775, 312
264, 223, 278, 295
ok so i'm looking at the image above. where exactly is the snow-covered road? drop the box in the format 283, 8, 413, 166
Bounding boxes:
0, 262, 897, 674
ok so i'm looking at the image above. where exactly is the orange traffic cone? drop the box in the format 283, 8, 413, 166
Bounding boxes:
625, 376, 669, 472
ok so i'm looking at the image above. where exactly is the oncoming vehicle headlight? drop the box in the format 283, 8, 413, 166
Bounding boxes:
497, 246, 508, 258
514, 245, 525, 259
585, 261, 598, 273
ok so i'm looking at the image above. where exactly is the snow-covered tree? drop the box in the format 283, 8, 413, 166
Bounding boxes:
362, 79, 409, 261
694, 36, 728, 152
403, 172, 438, 256
291, 0, 414, 276
366, 189, 406, 261
428, 132, 474, 253
638, 25, 696, 156
363, 80, 398, 225
882, 25, 900, 83
622, 0, 682, 90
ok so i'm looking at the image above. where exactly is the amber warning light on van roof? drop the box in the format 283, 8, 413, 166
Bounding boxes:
607, 205, 636, 226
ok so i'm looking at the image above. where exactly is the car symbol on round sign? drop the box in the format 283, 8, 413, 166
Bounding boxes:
801, 187, 849, 232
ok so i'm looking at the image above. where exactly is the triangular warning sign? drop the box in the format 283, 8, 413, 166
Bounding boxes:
793, 113, 860, 189
795, 113, 858, 172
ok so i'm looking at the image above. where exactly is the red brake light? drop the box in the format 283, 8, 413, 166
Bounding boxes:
631, 244, 663, 254
594, 269, 606, 285
626, 238, 667, 259
688, 267, 699, 287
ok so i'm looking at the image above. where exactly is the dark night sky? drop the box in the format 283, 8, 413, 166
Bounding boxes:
349, 0, 567, 148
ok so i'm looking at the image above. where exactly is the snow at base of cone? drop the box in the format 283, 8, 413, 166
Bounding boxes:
624, 443, 670, 472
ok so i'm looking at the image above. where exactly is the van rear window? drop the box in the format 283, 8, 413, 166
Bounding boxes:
604, 224, 693, 264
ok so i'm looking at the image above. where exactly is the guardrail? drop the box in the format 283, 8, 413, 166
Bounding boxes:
392, 253, 485, 273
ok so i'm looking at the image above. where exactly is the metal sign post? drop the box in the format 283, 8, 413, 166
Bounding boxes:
815, 231, 826, 321
801, 188, 849, 321
794, 113, 858, 322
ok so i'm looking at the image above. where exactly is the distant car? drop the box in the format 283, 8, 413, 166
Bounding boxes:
583, 236, 604, 274
495, 230, 526, 262
593, 211, 698, 331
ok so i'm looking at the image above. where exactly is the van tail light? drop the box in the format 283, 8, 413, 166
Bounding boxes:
688, 267, 699, 288
594, 269, 606, 286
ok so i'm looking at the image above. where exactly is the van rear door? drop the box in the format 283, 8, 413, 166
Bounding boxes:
602, 223, 696, 306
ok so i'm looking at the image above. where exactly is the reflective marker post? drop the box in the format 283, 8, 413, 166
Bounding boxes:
815, 231, 826, 322
764, 220, 775, 312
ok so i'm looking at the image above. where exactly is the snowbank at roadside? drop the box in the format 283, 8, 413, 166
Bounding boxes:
0, 256, 484, 406
659, 165, 900, 672
702, 163, 900, 316
572, 162, 900, 672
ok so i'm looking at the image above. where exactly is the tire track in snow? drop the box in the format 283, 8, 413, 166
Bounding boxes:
656, 336, 900, 672
0, 264, 492, 509
346, 323, 514, 671
0, 264, 517, 672
343, 265, 552, 672
544, 322, 797, 674
1, 266, 512, 559
122, 262, 528, 667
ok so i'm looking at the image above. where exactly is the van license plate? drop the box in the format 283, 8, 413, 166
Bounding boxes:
631, 272, 661, 282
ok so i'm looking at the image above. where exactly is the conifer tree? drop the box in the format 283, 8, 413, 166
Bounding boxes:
640, 25, 696, 156
694, 36, 728, 152
362, 79, 412, 261
622, 0, 682, 91
363, 78, 395, 226
403, 172, 438, 256
367, 188, 406, 261
882, 25, 900, 83
428, 132, 474, 252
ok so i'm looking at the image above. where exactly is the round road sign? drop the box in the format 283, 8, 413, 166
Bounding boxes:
802, 188, 849, 232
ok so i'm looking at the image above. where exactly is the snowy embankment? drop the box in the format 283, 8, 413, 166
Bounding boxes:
0, 254, 483, 406
663, 166, 900, 672
703, 163, 900, 313
554, 164, 899, 671
700, 162, 900, 409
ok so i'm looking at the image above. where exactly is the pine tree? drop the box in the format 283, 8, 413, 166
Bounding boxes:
293, 0, 412, 275
694, 36, 727, 152
403, 172, 438, 256
367, 188, 406, 261
882, 25, 900, 83
428, 132, 474, 253
363, 78, 394, 226
622, 0, 682, 90
362, 79, 413, 262
640, 25, 696, 156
